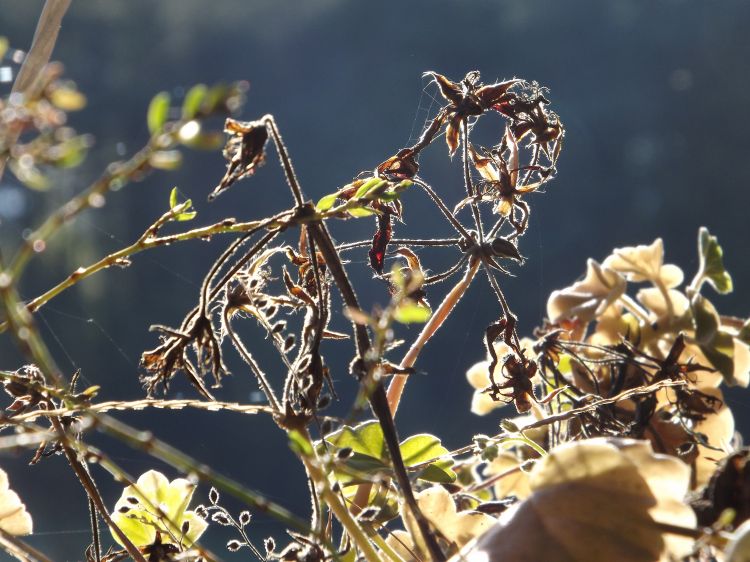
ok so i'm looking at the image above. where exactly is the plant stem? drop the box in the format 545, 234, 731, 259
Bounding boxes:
0, 0, 72, 182
387, 258, 480, 415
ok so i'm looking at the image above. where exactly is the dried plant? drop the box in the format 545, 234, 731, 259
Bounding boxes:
2, 9, 750, 562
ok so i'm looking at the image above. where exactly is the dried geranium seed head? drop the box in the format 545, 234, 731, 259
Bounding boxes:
321, 419, 333, 435
283, 335, 295, 352
359, 507, 380, 521
181, 520, 190, 534
227, 539, 243, 552
208, 487, 219, 504
490, 237, 522, 261
239, 510, 252, 526
263, 305, 278, 319
316, 394, 331, 410
211, 512, 231, 526
337, 447, 353, 460
271, 321, 286, 334
264, 537, 276, 555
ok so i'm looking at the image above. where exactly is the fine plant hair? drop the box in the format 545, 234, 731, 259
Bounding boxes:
2, 8, 750, 562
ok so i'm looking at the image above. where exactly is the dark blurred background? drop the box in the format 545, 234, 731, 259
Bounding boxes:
1, 0, 749, 558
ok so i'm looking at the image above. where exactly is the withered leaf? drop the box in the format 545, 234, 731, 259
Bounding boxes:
210, 118, 268, 200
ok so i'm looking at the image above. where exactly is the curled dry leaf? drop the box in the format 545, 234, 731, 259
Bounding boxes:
385, 486, 496, 561
453, 438, 696, 562
547, 259, 626, 324
0, 467, 32, 536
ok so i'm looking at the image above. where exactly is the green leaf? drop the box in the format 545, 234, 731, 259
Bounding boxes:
346, 206, 376, 218
400, 434, 456, 483
393, 179, 414, 193
0, 37, 8, 60
316, 192, 339, 212
354, 177, 387, 199
697, 227, 733, 294
288, 429, 313, 457
180, 130, 225, 151
690, 293, 720, 345
394, 302, 432, 324
699, 329, 735, 385
400, 434, 447, 466
182, 84, 207, 119
168, 187, 197, 221
417, 460, 457, 483
147, 91, 171, 134
326, 421, 387, 461
149, 150, 183, 170
8, 160, 49, 190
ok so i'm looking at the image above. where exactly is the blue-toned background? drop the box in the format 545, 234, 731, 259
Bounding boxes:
1, 1, 749, 558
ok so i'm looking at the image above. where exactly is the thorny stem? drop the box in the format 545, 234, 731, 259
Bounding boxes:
388, 258, 481, 415
307, 216, 446, 562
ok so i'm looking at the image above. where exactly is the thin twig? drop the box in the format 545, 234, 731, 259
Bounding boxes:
0, 0, 72, 181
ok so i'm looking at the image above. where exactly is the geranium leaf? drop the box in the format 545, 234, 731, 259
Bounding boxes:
697, 227, 733, 294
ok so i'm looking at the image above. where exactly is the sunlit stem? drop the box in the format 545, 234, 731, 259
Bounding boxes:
296, 429, 382, 562
262, 114, 305, 207
388, 258, 481, 415
413, 178, 474, 242
0, 211, 292, 334
618, 293, 651, 324
461, 119, 484, 243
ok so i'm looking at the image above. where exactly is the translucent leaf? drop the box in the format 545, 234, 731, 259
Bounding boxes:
400, 434, 456, 483
326, 421, 387, 461
726, 519, 750, 562
394, 302, 431, 324
109, 469, 206, 548
354, 177, 386, 199
149, 150, 183, 170
690, 293, 720, 345
0, 468, 32, 535
9, 160, 49, 190
288, 429, 313, 457
547, 259, 626, 323
697, 227, 733, 294
456, 438, 696, 562
403, 486, 496, 557
699, 329, 735, 385
346, 206, 377, 218
147, 91, 171, 134
316, 192, 339, 212
603, 238, 684, 288
49, 87, 87, 111
168, 187, 196, 221
182, 84, 207, 119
